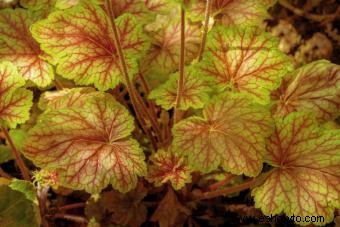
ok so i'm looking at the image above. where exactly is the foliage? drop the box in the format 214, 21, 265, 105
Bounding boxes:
0, 0, 339, 226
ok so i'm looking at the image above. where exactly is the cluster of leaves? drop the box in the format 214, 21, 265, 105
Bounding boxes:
0, 0, 339, 226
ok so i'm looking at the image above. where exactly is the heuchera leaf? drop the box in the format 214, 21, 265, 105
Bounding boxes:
149, 66, 211, 110
38, 87, 97, 110
151, 188, 191, 226
107, 0, 150, 19
0, 145, 13, 164
172, 92, 272, 175
23, 93, 147, 193
20, 0, 55, 10
145, 0, 175, 13
271, 60, 340, 121
9, 179, 37, 203
31, 1, 149, 91
147, 149, 192, 190
0, 62, 33, 128
141, 20, 201, 78
200, 26, 293, 104
189, 0, 274, 26
252, 113, 340, 226
0, 181, 41, 227
0, 9, 54, 87
55, 0, 79, 9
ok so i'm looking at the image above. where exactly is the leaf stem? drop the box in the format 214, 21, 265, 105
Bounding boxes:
57, 202, 85, 211
1, 126, 30, 181
0, 167, 12, 179
208, 174, 236, 191
104, 0, 161, 142
174, 7, 186, 123
194, 172, 270, 201
48, 213, 88, 224
197, 0, 212, 61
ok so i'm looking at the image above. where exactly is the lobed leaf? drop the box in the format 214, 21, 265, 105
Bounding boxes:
252, 113, 340, 226
38, 87, 97, 110
23, 93, 147, 193
199, 26, 293, 104
20, 0, 55, 10
147, 149, 192, 190
106, 0, 150, 19
0, 9, 54, 87
172, 92, 272, 175
141, 20, 201, 79
149, 66, 211, 110
9, 179, 37, 203
271, 60, 340, 121
189, 0, 275, 26
32, 1, 149, 91
0, 62, 33, 128
0, 181, 40, 227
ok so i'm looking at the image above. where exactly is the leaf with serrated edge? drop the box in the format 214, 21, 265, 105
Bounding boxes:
200, 26, 293, 104
172, 92, 272, 175
32, 1, 149, 91
0, 62, 33, 128
0, 183, 41, 227
271, 60, 340, 121
148, 149, 192, 190
0, 9, 54, 87
55, 0, 79, 9
252, 113, 340, 226
107, 0, 150, 19
141, 20, 201, 77
149, 66, 211, 110
20, 0, 55, 10
23, 93, 146, 193
189, 0, 274, 26
145, 0, 175, 13
38, 87, 97, 110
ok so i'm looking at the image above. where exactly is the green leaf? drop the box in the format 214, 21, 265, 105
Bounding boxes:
141, 19, 201, 81
20, 0, 55, 10
106, 0, 150, 19
149, 66, 211, 110
32, 1, 149, 91
147, 149, 192, 190
0, 9, 54, 87
172, 92, 272, 175
271, 60, 340, 121
189, 0, 275, 26
23, 93, 146, 193
55, 0, 79, 9
38, 87, 97, 110
9, 179, 37, 203
252, 113, 340, 226
0, 62, 33, 128
0, 145, 13, 164
0, 183, 40, 227
199, 26, 293, 104
9, 129, 28, 151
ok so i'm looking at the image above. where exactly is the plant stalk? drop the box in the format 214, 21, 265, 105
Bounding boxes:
197, 0, 212, 61
104, 0, 161, 142
1, 126, 30, 181
174, 7, 186, 123
195, 172, 271, 201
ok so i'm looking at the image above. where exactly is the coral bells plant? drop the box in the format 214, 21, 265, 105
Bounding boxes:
0, 0, 339, 226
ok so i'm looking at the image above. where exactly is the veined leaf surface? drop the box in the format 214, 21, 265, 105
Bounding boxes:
189, 0, 274, 26
252, 113, 340, 226
149, 66, 211, 110
32, 1, 149, 91
0, 9, 54, 87
200, 26, 293, 103
271, 60, 340, 121
0, 62, 33, 128
172, 93, 272, 175
23, 93, 147, 193
147, 149, 192, 190
142, 20, 201, 77
38, 87, 97, 110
